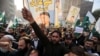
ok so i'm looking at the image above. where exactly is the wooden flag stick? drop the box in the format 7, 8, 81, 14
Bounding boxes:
23, 0, 25, 7
26, 0, 30, 10
23, 0, 30, 10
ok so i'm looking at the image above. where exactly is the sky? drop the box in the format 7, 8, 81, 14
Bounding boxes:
92, 0, 100, 12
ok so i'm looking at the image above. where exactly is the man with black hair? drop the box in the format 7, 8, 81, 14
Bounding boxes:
22, 7, 66, 56
64, 46, 86, 56
35, 12, 50, 28
83, 39, 97, 54
63, 34, 76, 53
16, 36, 34, 56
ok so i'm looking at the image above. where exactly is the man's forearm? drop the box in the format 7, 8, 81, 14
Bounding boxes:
30, 22, 49, 46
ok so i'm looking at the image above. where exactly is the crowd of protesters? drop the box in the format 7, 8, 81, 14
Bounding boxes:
0, 7, 100, 56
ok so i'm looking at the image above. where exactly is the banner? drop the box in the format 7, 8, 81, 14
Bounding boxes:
74, 26, 83, 33
66, 6, 80, 27
54, 0, 63, 28
24, 0, 55, 28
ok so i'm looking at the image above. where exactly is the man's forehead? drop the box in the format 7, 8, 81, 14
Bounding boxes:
0, 37, 10, 41
85, 41, 93, 43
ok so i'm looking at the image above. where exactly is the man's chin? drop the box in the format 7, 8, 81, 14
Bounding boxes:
52, 41, 58, 44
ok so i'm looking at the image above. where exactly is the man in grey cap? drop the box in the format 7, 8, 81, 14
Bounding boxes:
0, 35, 17, 56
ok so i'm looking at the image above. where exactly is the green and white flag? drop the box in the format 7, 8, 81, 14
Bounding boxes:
6, 17, 19, 31
86, 11, 96, 24
74, 15, 82, 38
12, 17, 18, 28
95, 18, 100, 34
0, 11, 5, 21
82, 16, 90, 32
6, 20, 13, 32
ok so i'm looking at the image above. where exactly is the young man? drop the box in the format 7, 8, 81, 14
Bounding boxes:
22, 7, 66, 56
16, 36, 33, 56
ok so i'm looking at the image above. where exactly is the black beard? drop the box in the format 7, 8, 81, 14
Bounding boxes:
18, 47, 28, 56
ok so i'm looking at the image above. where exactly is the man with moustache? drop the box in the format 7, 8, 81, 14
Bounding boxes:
15, 36, 34, 56
0, 35, 17, 56
22, 7, 66, 56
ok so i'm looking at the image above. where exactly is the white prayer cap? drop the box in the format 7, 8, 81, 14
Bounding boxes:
3, 35, 15, 41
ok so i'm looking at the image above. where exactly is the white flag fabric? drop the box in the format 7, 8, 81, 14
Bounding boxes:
0, 11, 5, 21
6, 20, 13, 32
95, 18, 100, 34
89, 32, 93, 39
86, 11, 96, 24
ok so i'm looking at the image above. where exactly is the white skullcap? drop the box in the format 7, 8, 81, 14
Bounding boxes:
3, 35, 15, 41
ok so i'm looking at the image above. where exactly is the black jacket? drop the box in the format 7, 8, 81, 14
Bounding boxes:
0, 50, 17, 56
31, 39, 44, 56
31, 22, 66, 56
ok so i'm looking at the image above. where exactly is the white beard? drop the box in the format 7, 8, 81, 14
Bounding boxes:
0, 47, 8, 53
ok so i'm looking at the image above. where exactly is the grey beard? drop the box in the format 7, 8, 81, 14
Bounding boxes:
0, 47, 8, 53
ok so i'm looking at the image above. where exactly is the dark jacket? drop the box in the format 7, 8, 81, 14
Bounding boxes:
30, 22, 66, 56
31, 39, 44, 56
15, 47, 33, 56
63, 42, 76, 53
84, 47, 97, 53
0, 50, 17, 56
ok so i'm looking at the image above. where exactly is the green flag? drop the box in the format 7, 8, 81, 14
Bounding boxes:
74, 16, 90, 38
89, 27, 100, 39
74, 17, 83, 38
0, 12, 5, 21
75, 19, 83, 27
12, 18, 18, 28
0, 11, 6, 26
82, 16, 90, 32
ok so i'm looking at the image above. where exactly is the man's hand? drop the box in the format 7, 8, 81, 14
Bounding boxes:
22, 7, 35, 23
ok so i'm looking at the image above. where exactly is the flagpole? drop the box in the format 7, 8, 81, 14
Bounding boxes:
42, 0, 46, 28
23, 0, 30, 10
23, 0, 25, 7
26, 0, 30, 10
42, 0, 45, 12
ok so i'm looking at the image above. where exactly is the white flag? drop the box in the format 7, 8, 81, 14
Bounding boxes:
6, 20, 13, 32
0, 11, 5, 21
95, 18, 100, 34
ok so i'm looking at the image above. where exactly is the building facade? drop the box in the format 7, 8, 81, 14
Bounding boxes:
0, 0, 16, 22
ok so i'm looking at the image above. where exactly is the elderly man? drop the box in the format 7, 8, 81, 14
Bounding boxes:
0, 35, 17, 56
